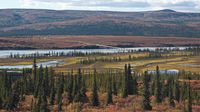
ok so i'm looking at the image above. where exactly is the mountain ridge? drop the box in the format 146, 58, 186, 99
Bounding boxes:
0, 9, 200, 37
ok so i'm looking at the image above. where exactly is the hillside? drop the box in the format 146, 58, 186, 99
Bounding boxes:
0, 9, 200, 37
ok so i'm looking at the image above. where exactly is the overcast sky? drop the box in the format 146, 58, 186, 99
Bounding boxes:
0, 0, 200, 12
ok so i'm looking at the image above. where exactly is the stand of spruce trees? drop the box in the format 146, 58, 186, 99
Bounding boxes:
0, 58, 199, 111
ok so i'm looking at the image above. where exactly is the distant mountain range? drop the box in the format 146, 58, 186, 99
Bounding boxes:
0, 9, 200, 37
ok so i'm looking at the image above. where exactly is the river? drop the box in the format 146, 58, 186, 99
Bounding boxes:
0, 47, 188, 58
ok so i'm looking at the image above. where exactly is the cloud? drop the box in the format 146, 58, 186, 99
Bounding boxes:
20, 0, 200, 12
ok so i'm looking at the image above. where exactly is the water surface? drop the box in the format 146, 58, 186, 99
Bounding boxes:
0, 47, 188, 58
0, 60, 64, 69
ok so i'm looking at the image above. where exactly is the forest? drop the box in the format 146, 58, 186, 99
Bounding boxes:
0, 58, 199, 111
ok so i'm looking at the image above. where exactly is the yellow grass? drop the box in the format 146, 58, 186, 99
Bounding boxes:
0, 52, 200, 73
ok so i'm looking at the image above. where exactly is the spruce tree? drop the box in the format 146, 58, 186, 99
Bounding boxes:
106, 75, 113, 105
56, 76, 63, 111
163, 78, 169, 98
79, 77, 88, 102
49, 69, 55, 105
155, 66, 162, 103
127, 64, 134, 95
122, 64, 128, 98
92, 69, 99, 106
151, 80, 155, 96
34, 65, 44, 98
74, 68, 87, 102
57, 75, 64, 104
5, 80, 20, 110
174, 80, 180, 102
36, 94, 42, 112
33, 57, 37, 85
187, 77, 192, 112
112, 77, 118, 96
58, 98, 62, 112
44, 67, 50, 96
0, 97, 2, 109
39, 91, 49, 112
168, 77, 175, 107
142, 71, 152, 110
67, 74, 73, 103
132, 75, 138, 95
50, 84, 55, 105
72, 75, 78, 99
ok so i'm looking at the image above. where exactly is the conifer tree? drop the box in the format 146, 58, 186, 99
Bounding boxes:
0, 97, 2, 109
50, 83, 55, 105
142, 71, 152, 110
57, 81, 63, 112
33, 57, 37, 85
72, 75, 78, 99
79, 77, 88, 102
168, 77, 175, 107
112, 76, 118, 96
34, 65, 44, 98
5, 82, 20, 110
48, 70, 54, 104
127, 64, 134, 95
106, 75, 113, 105
132, 75, 138, 95
58, 98, 62, 112
57, 75, 64, 104
39, 91, 49, 112
187, 77, 192, 112
36, 94, 42, 112
151, 80, 155, 96
155, 66, 162, 103
122, 64, 128, 98
44, 67, 50, 96
67, 74, 73, 103
181, 82, 187, 101
163, 79, 169, 98
74, 68, 87, 102
92, 69, 99, 106
174, 80, 180, 102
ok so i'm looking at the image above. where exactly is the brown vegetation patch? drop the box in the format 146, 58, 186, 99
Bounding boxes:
0, 36, 200, 49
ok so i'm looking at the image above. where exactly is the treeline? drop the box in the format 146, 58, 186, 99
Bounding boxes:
8, 47, 200, 59
79, 49, 199, 65
9, 51, 110, 59
0, 59, 199, 111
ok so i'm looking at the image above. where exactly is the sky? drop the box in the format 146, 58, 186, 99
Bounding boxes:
0, 0, 200, 12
